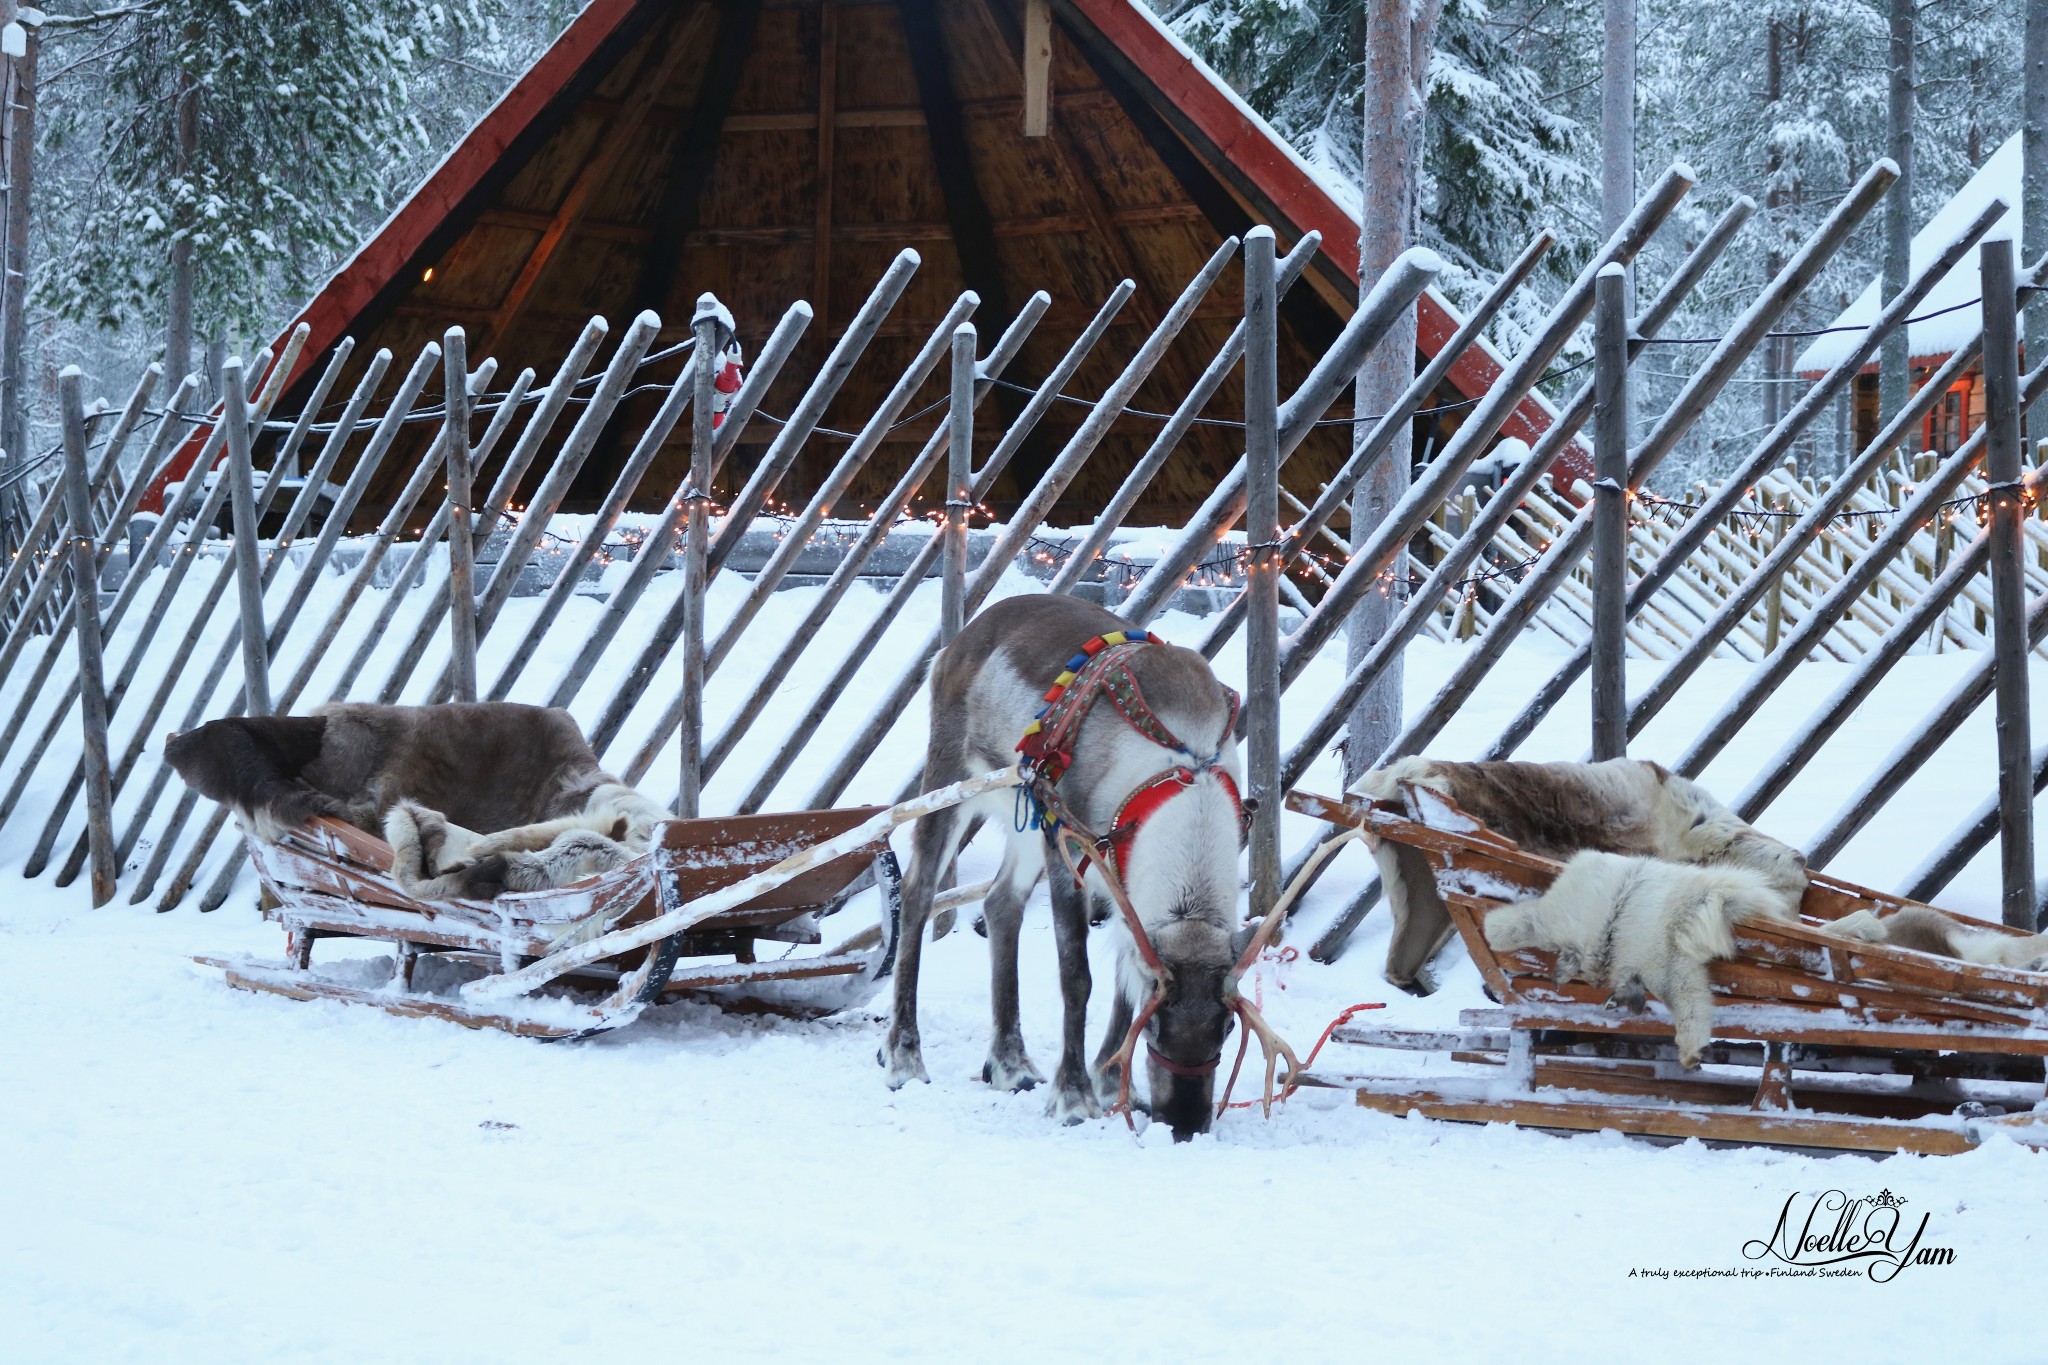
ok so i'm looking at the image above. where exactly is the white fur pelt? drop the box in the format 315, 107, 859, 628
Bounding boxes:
1355, 756, 1809, 994
1827, 904, 2048, 972
382, 780, 665, 902
1484, 851, 1801, 1067
451, 782, 671, 862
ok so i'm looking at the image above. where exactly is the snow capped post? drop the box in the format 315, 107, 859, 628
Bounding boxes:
441, 327, 478, 703
57, 367, 114, 906
1590, 262, 1630, 760
1244, 225, 1281, 921
222, 357, 269, 721
1978, 237, 2036, 929
679, 295, 720, 819
941, 321, 974, 646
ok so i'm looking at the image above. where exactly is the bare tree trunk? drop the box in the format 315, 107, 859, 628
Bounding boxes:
165, 56, 200, 387
2025, 0, 2048, 345
1600, 0, 1635, 253
0, 10, 36, 546
1763, 18, 1787, 437
1342, 0, 1443, 785
1881, 0, 1915, 452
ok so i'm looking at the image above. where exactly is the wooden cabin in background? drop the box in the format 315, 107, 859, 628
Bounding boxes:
1797, 132, 2022, 459
164, 0, 1578, 528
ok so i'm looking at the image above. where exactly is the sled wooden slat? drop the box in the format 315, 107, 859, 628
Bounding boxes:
1334, 1076, 1992, 1155
194, 957, 583, 1038
1293, 787, 2048, 1153
649, 805, 887, 920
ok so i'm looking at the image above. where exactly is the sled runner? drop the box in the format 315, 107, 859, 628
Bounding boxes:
1289, 787, 2048, 1156
196, 770, 1020, 1039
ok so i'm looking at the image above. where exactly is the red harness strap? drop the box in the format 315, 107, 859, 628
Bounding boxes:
1015, 631, 1244, 886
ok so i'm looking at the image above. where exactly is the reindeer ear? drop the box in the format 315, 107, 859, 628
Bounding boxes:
1230, 919, 1261, 964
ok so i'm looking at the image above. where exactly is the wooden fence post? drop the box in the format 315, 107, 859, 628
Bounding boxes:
442, 327, 478, 702
1979, 237, 2035, 928
941, 321, 974, 646
222, 357, 269, 719
1243, 227, 1282, 920
58, 369, 113, 904
678, 295, 721, 818
1591, 263, 1630, 758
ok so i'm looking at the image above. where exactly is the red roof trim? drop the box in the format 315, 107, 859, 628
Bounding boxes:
144, 0, 650, 510
155, 0, 1579, 510
1067, 0, 1581, 467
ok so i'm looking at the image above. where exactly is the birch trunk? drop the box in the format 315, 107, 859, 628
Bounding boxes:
1344, 0, 1443, 785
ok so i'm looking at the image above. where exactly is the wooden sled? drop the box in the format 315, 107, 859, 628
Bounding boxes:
1287, 787, 2048, 1156
197, 770, 1019, 1040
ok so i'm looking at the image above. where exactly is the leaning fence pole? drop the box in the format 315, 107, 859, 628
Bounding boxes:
443, 327, 478, 702
58, 370, 115, 904
1275, 164, 1701, 673
1485, 195, 2009, 762
1049, 232, 1326, 599
519, 301, 811, 708
1243, 227, 1282, 920
1590, 263, 1630, 759
1687, 359, 2048, 790
1386, 157, 1898, 768
678, 296, 721, 819
807, 239, 1244, 808
1282, 195, 1755, 797
941, 322, 974, 646
701, 297, 1048, 788
222, 358, 271, 718
613, 290, 986, 776
1979, 236, 2035, 927
731, 287, 1105, 814
46, 346, 368, 887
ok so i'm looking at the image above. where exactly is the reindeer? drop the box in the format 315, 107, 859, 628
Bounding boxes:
884, 594, 1288, 1141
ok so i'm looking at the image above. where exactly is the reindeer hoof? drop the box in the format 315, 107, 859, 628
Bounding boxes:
880, 1040, 929, 1089
982, 1053, 1043, 1092
1046, 1073, 1101, 1125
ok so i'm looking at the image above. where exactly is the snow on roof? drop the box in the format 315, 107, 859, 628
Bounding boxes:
1795, 132, 2020, 374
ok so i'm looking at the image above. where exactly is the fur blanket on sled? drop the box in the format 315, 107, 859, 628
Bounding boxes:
1484, 851, 1801, 1067
163, 702, 670, 899
1356, 756, 1809, 996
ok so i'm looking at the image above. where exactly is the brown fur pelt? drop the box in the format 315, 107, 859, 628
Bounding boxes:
383, 800, 633, 901
1356, 756, 1809, 994
163, 702, 624, 841
1826, 904, 2048, 971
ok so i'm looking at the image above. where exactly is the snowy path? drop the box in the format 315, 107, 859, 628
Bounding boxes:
5, 599, 2047, 1360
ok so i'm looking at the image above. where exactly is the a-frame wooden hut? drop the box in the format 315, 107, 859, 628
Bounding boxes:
193, 0, 1572, 525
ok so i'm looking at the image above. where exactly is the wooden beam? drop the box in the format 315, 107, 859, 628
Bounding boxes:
479, 5, 711, 359
629, 0, 764, 321
814, 1, 838, 337
895, 0, 1010, 330
1022, 0, 1052, 136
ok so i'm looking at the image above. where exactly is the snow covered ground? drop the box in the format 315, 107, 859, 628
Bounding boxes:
4, 574, 2046, 1361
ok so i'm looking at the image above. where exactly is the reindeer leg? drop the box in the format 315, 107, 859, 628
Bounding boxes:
981, 839, 1046, 1092
882, 726, 974, 1087
1044, 861, 1101, 1124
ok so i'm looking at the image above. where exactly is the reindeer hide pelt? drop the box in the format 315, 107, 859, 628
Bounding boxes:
1356, 756, 1808, 993
164, 702, 623, 842
1826, 904, 2048, 971
1484, 851, 1800, 1067
384, 801, 633, 901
